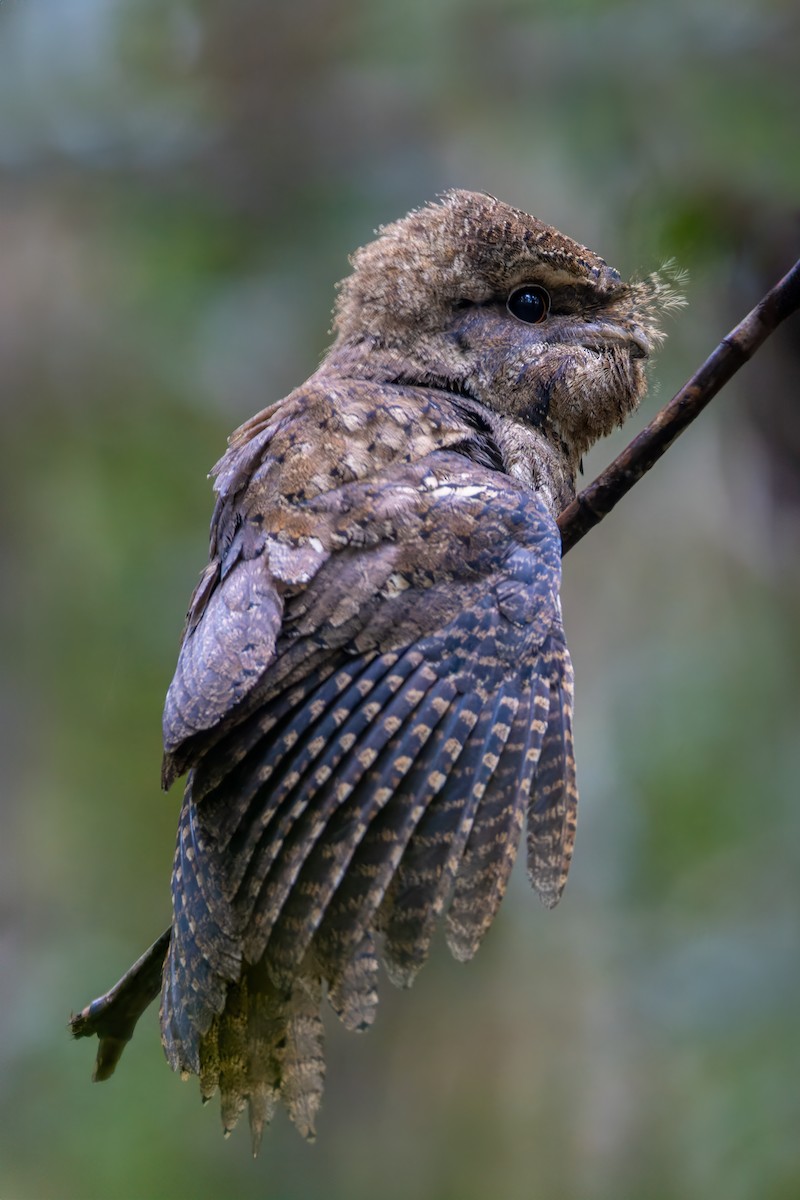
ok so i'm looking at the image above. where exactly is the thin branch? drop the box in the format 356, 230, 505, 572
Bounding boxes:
70, 929, 170, 1080
558, 257, 800, 554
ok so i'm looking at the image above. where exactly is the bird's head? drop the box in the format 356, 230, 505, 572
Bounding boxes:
331, 190, 682, 478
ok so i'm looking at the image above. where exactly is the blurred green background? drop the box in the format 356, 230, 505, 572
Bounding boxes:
2, 1, 799, 1197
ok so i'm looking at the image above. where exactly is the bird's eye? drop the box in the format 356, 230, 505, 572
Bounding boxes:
506, 284, 550, 325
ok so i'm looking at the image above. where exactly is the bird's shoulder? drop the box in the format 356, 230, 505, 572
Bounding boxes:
211, 375, 498, 531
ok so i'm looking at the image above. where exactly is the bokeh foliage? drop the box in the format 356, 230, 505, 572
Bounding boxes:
1, 1, 798, 1197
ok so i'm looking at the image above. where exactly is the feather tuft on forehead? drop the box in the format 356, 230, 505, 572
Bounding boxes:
334, 190, 626, 340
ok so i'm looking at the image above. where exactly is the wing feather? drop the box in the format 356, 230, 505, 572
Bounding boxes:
200, 649, 401, 883
263, 674, 460, 987
445, 668, 551, 961
158, 447, 577, 1138
162, 795, 240, 1072
325, 930, 380, 1032
312, 688, 479, 992
244, 660, 443, 974
237, 652, 433, 946
380, 679, 518, 986
525, 630, 578, 908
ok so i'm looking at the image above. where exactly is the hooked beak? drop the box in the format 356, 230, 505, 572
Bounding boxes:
585, 321, 651, 361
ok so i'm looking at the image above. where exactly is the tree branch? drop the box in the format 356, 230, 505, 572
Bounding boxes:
70, 929, 171, 1080
558, 257, 800, 555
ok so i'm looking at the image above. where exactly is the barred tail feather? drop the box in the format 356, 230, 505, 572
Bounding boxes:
313, 690, 479, 997
446, 670, 550, 961
526, 636, 578, 908
262, 674, 458, 986
228, 648, 427, 929
379, 681, 520, 986
242, 658, 440, 967
325, 931, 380, 1032
196, 959, 324, 1150
161, 793, 241, 1073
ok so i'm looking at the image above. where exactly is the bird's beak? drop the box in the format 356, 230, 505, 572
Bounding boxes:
583, 321, 652, 361
627, 325, 651, 360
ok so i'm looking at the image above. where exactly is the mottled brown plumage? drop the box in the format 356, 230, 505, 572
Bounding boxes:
71, 190, 672, 1152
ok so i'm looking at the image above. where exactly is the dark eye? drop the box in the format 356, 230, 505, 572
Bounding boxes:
506, 284, 550, 325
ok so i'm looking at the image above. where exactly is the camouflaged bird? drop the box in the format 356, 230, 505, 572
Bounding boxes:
72, 190, 674, 1152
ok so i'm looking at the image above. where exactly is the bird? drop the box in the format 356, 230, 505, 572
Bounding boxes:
71, 189, 674, 1153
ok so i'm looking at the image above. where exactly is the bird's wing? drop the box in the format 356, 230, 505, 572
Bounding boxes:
160, 447, 577, 1137
161, 400, 333, 787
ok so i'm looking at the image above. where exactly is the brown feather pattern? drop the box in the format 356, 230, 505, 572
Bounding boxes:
70, 190, 670, 1151
159, 444, 570, 1142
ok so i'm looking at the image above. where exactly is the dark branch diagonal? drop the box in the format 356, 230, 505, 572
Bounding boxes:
558, 258, 800, 554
